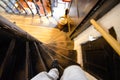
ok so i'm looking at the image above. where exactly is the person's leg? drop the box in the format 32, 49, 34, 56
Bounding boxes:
60, 65, 88, 80
48, 68, 59, 80
31, 68, 59, 80
31, 60, 59, 80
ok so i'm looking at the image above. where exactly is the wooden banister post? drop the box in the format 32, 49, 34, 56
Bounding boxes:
90, 19, 120, 56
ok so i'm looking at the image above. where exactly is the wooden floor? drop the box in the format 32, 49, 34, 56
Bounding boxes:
0, 13, 74, 50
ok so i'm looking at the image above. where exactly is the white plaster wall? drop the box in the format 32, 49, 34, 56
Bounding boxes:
74, 3, 120, 80
74, 3, 120, 66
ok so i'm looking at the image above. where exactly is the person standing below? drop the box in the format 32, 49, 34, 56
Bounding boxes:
58, 8, 73, 32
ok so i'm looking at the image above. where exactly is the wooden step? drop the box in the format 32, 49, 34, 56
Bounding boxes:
0, 12, 57, 27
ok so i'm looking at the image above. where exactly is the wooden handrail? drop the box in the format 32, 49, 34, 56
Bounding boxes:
90, 19, 120, 56
0, 15, 40, 42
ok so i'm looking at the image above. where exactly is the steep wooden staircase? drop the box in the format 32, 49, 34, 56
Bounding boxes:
0, 0, 80, 79
0, 12, 78, 80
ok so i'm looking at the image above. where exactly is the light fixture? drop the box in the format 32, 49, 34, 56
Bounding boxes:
88, 35, 96, 41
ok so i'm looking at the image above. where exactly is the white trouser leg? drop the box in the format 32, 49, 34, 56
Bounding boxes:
31, 68, 59, 80
60, 65, 88, 80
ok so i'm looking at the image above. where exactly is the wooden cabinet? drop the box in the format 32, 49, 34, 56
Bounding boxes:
81, 37, 120, 80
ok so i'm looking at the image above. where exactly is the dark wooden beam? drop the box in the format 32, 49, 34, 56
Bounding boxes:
40, 44, 65, 75
0, 39, 16, 78
34, 42, 47, 71
40, 44, 79, 66
39, 44, 54, 60
25, 41, 30, 80
70, 0, 120, 39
